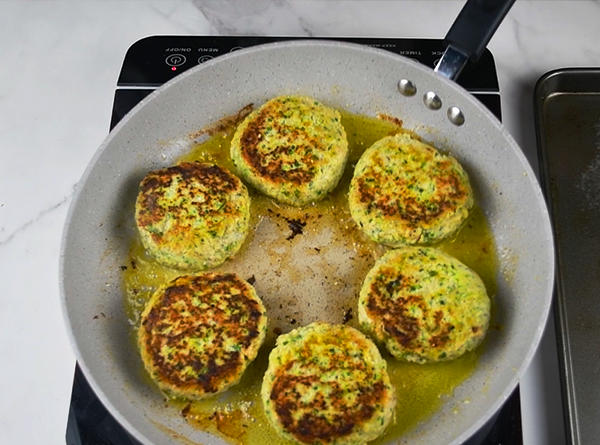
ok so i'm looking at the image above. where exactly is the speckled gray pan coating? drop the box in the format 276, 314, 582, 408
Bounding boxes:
60, 40, 554, 445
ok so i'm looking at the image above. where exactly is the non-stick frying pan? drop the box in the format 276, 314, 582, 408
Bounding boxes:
60, 1, 554, 444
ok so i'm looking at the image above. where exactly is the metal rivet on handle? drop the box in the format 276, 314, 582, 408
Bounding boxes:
397, 79, 417, 96
447, 106, 465, 126
423, 91, 442, 110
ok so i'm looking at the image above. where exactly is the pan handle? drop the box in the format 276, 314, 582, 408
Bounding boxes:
434, 0, 516, 81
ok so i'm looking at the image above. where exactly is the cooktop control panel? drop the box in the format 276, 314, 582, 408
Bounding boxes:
117, 35, 500, 93
111, 35, 501, 129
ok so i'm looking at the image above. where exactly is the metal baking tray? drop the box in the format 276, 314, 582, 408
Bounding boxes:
535, 68, 600, 445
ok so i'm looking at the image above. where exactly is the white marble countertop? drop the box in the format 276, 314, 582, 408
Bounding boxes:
1, 1, 599, 444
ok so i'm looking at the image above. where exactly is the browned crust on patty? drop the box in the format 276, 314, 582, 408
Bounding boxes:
139, 273, 266, 398
354, 154, 467, 227
262, 323, 395, 445
358, 247, 490, 363
134, 161, 250, 271
365, 273, 459, 350
349, 134, 473, 246
236, 102, 318, 187
271, 374, 386, 444
136, 162, 239, 234
230, 96, 349, 206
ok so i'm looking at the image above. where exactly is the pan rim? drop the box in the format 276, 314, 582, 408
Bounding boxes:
60, 39, 555, 445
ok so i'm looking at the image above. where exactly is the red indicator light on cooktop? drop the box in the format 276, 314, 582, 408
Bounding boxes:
171, 67, 177, 71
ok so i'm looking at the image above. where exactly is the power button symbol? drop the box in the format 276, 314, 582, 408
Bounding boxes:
166, 54, 187, 67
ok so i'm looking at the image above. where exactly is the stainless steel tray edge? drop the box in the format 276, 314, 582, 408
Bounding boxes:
534, 67, 600, 445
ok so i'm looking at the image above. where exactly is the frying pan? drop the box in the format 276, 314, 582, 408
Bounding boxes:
60, 1, 554, 444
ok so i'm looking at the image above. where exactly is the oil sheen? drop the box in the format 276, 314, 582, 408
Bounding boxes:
122, 109, 498, 445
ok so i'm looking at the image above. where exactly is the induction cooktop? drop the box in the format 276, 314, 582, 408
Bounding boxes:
66, 35, 521, 445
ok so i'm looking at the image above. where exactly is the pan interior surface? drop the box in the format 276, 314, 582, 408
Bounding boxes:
61, 41, 554, 445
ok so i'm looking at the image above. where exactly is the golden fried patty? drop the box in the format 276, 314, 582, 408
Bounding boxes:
261, 322, 396, 445
135, 162, 250, 271
358, 247, 490, 364
138, 273, 267, 399
230, 95, 349, 206
349, 133, 473, 246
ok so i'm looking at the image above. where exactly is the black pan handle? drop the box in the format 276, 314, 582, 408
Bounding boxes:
435, 0, 516, 80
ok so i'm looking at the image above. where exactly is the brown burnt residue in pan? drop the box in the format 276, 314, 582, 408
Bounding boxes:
342, 307, 354, 324
188, 103, 254, 140
180, 402, 250, 443
376, 113, 424, 141
266, 208, 309, 241
376, 113, 404, 128
285, 218, 307, 240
